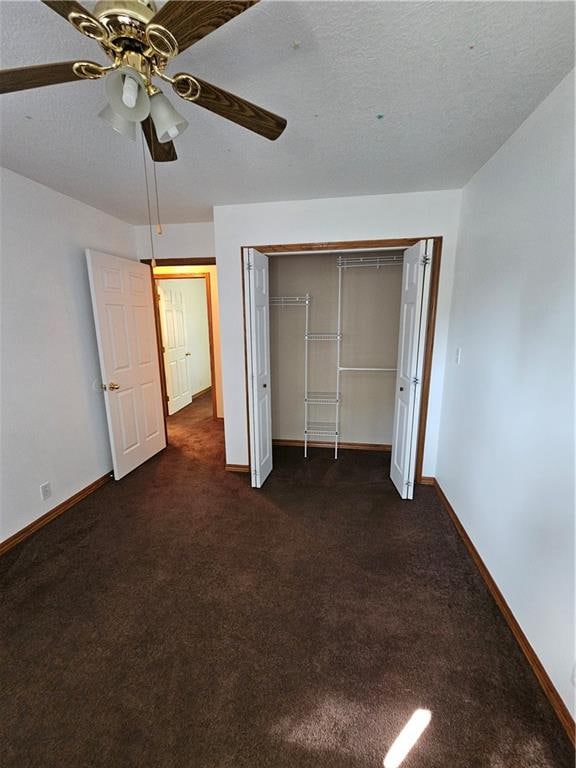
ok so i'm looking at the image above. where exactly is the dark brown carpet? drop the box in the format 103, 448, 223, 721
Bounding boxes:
0, 392, 573, 767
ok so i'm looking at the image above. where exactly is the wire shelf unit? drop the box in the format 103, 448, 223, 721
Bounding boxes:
305, 332, 342, 341
305, 391, 340, 405
306, 421, 339, 437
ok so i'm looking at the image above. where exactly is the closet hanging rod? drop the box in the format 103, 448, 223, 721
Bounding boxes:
337, 256, 404, 269
339, 367, 397, 372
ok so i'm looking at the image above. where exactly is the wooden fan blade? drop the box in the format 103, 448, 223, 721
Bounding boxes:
141, 117, 177, 162
41, 1, 99, 25
149, 1, 258, 55
188, 77, 286, 141
0, 61, 82, 94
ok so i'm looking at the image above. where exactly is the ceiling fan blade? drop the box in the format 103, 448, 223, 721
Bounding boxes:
149, 1, 258, 55
141, 117, 177, 162
187, 76, 286, 141
0, 61, 82, 94
41, 1, 99, 26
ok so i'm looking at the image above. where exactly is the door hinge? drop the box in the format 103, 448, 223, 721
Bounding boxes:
165, 395, 170, 402
412, 376, 420, 385
421, 255, 430, 266
246, 262, 253, 271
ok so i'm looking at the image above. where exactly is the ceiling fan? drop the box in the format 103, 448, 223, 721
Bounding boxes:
0, 0, 287, 162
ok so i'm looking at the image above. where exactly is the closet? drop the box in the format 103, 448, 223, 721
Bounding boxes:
269, 251, 404, 457
244, 240, 433, 498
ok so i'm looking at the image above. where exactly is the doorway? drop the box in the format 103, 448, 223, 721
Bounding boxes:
143, 259, 223, 430
242, 238, 442, 497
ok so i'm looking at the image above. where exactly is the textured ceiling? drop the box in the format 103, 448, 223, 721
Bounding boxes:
0, 0, 573, 223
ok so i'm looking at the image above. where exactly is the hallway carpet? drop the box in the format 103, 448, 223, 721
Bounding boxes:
0, 393, 573, 767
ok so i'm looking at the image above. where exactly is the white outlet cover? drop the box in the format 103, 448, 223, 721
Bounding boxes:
40, 482, 51, 501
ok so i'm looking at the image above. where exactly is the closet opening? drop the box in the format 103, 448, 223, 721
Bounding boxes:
242, 238, 442, 498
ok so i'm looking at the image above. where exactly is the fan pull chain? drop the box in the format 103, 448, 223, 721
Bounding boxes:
152, 160, 163, 236
141, 131, 156, 267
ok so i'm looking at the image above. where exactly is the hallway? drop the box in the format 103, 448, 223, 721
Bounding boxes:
0, 396, 572, 767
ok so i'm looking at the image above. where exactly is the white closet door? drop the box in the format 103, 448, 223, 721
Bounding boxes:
245, 248, 273, 488
390, 239, 432, 499
87, 249, 166, 480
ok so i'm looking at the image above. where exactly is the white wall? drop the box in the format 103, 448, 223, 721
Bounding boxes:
437, 71, 575, 713
134, 222, 215, 262
0, 168, 136, 542
214, 190, 462, 470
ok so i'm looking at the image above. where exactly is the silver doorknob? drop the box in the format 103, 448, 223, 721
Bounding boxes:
108, 382, 120, 391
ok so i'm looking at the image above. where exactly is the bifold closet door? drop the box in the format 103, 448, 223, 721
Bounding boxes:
244, 248, 273, 488
390, 239, 432, 499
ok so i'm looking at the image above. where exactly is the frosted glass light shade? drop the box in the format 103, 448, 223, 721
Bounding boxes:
98, 104, 137, 140
105, 67, 150, 122
150, 92, 188, 143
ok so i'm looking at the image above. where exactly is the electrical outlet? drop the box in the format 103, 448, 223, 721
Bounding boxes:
572, 664, 576, 688
455, 347, 462, 365
40, 482, 52, 502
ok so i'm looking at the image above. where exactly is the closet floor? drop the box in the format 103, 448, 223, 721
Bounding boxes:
0, 408, 572, 767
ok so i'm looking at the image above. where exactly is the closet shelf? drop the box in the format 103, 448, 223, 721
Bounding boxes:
305, 332, 342, 341
270, 295, 310, 307
305, 391, 340, 405
337, 255, 404, 269
306, 421, 339, 436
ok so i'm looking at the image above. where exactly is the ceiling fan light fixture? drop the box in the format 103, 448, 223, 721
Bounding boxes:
149, 91, 188, 143
105, 66, 150, 122
98, 104, 137, 140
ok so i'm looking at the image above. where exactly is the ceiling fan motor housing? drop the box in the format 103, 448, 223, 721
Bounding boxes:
93, 1, 159, 55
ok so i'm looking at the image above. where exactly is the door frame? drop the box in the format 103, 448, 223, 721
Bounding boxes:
148, 268, 218, 421
241, 237, 443, 485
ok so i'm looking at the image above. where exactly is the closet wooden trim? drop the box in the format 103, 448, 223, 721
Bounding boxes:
253, 238, 421, 253
246, 236, 443, 484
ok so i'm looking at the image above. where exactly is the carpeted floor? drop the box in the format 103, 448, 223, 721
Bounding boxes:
0, 391, 573, 767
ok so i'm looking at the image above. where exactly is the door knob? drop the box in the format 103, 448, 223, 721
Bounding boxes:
399, 386, 404, 391
263, 383, 267, 388
185, 352, 191, 356
108, 382, 120, 391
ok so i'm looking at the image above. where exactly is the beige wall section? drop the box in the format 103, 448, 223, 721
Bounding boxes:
154, 265, 223, 417
269, 254, 402, 445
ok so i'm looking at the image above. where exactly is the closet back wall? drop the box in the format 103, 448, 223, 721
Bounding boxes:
269, 254, 402, 446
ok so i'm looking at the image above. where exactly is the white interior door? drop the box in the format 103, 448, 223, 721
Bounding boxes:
157, 281, 192, 415
390, 239, 432, 499
245, 248, 273, 488
87, 250, 166, 480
